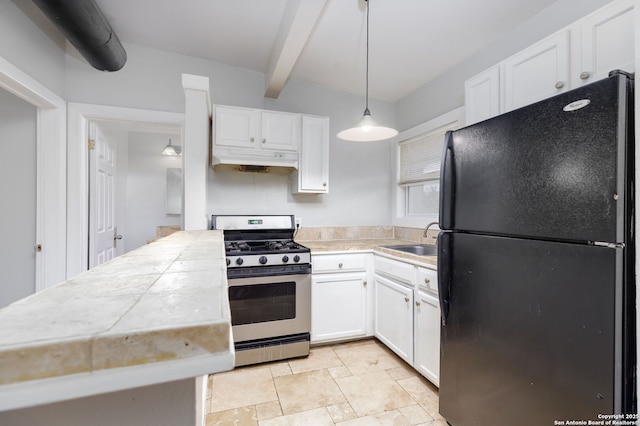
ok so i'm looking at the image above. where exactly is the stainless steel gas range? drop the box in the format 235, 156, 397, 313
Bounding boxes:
212, 215, 311, 367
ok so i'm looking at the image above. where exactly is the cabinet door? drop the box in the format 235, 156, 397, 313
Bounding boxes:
502, 30, 570, 112
311, 272, 367, 343
414, 290, 440, 387
261, 111, 300, 152
374, 274, 413, 364
464, 65, 501, 126
296, 116, 330, 193
215, 106, 260, 148
575, 0, 634, 87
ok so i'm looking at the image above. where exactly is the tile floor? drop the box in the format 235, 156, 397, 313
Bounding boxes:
206, 338, 447, 425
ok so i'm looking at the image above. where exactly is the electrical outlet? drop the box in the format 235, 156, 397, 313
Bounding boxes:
295, 217, 302, 227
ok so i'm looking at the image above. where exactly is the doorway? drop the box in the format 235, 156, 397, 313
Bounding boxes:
0, 88, 36, 307
68, 103, 184, 276
87, 119, 183, 268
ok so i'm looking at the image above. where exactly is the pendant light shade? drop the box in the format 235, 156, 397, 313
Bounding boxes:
161, 139, 181, 156
337, 0, 398, 142
337, 108, 398, 142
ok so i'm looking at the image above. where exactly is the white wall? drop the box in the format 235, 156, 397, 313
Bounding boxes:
0, 88, 36, 308
395, 0, 617, 130
126, 132, 182, 251
0, 1, 65, 98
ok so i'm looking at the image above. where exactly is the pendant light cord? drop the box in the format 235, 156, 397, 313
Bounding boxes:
364, 0, 370, 114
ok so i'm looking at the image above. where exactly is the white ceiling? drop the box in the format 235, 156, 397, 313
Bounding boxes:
95, 0, 558, 102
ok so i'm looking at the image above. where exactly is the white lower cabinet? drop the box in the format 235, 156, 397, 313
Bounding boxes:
374, 274, 414, 364
311, 250, 440, 386
311, 253, 372, 344
312, 272, 368, 342
374, 254, 440, 386
414, 290, 440, 386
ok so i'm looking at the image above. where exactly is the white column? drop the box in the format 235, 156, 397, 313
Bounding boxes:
181, 74, 211, 231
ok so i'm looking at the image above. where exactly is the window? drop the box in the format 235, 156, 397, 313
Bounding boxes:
394, 108, 463, 226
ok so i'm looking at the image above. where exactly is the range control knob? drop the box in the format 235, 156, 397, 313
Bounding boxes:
235, 258, 243, 266
293, 255, 301, 263
259, 256, 268, 265
226, 258, 231, 266
282, 255, 289, 263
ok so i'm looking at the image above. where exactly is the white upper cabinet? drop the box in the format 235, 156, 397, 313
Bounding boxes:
291, 115, 330, 194
502, 30, 570, 112
215, 106, 299, 151
464, 65, 501, 126
465, 0, 635, 121
261, 111, 300, 152
215, 106, 260, 149
212, 105, 300, 169
573, 0, 635, 87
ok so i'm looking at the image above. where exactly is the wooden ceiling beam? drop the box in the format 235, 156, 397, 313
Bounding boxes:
264, 0, 327, 99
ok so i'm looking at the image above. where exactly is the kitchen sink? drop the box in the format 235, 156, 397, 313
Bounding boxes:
382, 244, 438, 256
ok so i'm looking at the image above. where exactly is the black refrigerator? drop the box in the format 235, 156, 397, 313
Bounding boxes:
437, 70, 636, 425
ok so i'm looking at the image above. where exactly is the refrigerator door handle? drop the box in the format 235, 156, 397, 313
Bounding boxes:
439, 131, 455, 230
437, 231, 451, 325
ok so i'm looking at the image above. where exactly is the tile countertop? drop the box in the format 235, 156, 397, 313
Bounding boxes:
299, 239, 438, 268
0, 230, 233, 411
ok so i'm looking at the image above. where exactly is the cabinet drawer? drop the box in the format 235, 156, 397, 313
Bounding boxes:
374, 256, 415, 285
312, 253, 367, 273
417, 267, 438, 294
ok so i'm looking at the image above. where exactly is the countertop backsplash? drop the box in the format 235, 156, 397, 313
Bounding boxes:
296, 226, 438, 246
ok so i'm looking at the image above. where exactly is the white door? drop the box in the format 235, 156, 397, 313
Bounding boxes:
311, 272, 367, 343
298, 116, 329, 193
374, 274, 414, 364
414, 290, 440, 387
502, 30, 570, 112
575, 0, 635, 87
464, 65, 501, 125
214, 106, 259, 148
89, 122, 119, 268
261, 111, 299, 151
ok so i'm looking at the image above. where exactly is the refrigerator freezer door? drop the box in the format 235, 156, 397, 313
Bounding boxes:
439, 72, 632, 243
438, 232, 623, 425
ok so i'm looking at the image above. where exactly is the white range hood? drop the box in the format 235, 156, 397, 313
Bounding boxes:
211, 146, 298, 173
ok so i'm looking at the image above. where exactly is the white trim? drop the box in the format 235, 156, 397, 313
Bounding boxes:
0, 54, 67, 292
391, 107, 465, 229
181, 75, 211, 231
67, 103, 184, 278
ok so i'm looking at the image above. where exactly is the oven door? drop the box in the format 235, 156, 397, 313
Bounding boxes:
227, 273, 311, 343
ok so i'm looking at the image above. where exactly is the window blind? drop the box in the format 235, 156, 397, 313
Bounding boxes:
398, 121, 458, 185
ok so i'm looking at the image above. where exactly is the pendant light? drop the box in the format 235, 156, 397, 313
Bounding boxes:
161, 139, 181, 156
337, 0, 398, 142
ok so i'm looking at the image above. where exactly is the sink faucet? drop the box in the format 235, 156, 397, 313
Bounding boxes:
423, 221, 440, 238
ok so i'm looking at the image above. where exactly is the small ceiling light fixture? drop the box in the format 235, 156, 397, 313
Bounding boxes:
161, 139, 181, 156
337, 0, 398, 142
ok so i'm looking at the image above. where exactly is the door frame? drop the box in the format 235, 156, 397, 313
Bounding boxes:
67, 103, 184, 277
0, 54, 66, 292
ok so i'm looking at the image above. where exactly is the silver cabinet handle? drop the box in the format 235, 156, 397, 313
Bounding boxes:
424, 278, 430, 284
262, 138, 266, 143
363, 280, 367, 286
579, 71, 590, 80
323, 182, 327, 187
404, 297, 410, 303
338, 262, 343, 269
555, 81, 565, 89
416, 301, 421, 307
250, 137, 255, 142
